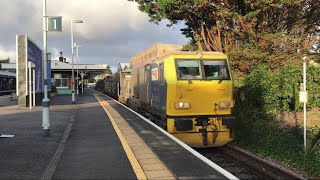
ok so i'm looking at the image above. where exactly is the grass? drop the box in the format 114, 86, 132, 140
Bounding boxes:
234, 108, 320, 177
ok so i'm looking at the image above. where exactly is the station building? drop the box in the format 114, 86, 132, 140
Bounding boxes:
50, 57, 108, 94
0, 56, 109, 95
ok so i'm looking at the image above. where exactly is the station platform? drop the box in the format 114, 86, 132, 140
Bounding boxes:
0, 89, 237, 179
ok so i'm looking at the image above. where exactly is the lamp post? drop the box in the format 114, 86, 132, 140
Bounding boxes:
76, 44, 79, 95
42, 0, 50, 136
81, 72, 84, 93
71, 19, 83, 103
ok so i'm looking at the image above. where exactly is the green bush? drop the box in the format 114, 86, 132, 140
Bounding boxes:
94, 79, 105, 92
240, 64, 320, 116
51, 84, 57, 93
234, 63, 320, 176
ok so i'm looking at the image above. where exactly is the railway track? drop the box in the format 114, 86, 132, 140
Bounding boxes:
101, 92, 308, 180
197, 144, 306, 180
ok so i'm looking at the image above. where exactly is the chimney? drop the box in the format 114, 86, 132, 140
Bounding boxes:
59, 52, 63, 62
64, 58, 67, 63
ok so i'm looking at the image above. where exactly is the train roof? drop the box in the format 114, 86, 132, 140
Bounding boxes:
170, 51, 227, 56
130, 43, 183, 63
130, 50, 228, 68
151, 51, 228, 62
0, 70, 15, 78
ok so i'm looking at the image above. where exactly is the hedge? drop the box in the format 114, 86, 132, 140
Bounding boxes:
233, 63, 320, 176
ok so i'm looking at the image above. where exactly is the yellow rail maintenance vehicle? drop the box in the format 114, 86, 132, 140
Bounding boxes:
118, 43, 236, 147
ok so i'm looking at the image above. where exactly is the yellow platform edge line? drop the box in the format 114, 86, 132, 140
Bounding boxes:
94, 94, 147, 180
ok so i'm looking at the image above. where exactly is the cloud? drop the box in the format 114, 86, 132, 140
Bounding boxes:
0, 45, 15, 62
0, 0, 188, 66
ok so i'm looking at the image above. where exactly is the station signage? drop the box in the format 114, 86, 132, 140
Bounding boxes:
47, 16, 62, 32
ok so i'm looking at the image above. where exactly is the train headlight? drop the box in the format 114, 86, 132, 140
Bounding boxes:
219, 100, 234, 108
225, 102, 231, 107
175, 101, 191, 109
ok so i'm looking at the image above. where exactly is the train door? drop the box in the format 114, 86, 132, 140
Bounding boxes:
125, 79, 131, 98
149, 63, 166, 116
158, 63, 166, 114
145, 64, 152, 104
133, 67, 139, 98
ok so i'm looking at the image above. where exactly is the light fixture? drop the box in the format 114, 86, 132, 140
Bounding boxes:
176, 101, 191, 109
219, 100, 234, 108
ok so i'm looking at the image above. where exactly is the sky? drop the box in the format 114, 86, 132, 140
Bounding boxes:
0, 0, 188, 72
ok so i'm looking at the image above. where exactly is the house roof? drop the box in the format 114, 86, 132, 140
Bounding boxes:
0, 58, 10, 63
51, 60, 108, 71
0, 61, 109, 72
118, 63, 130, 72
0, 63, 15, 70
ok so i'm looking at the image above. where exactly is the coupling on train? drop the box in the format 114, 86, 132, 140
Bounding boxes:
104, 43, 236, 147
0, 70, 16, 95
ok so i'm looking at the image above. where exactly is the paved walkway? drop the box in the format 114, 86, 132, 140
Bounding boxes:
0, 90, 136, 179
52, 90, 135, 179
0, 89, 232, 179
0, 94, 75, 179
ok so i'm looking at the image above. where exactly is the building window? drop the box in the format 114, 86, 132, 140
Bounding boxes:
53, 74, 68, 88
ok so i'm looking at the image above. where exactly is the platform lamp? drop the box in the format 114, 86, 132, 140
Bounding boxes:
75, 43, 83, 95
71, 19, 83, 103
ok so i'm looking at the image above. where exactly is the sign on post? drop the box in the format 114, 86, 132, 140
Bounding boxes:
47, 16, 62, 31
299, 91, 308, 103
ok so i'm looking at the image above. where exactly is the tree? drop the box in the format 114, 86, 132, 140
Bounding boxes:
94, 79, 105, 92
132, 0, 234, 52
131, 0, 320, 72
229, 0, 320, 72
105, 65, 112, 75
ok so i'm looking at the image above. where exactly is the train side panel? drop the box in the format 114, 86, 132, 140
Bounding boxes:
118, 70, 132, 103
149, 62, 167, 118
104, 74, 119, 99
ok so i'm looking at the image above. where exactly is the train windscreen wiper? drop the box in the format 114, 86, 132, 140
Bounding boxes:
178, 69, 191, 80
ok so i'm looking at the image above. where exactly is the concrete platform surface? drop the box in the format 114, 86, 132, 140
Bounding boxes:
0, 90, 136, 179
95, 92, 230, 180
0, 94, 74, 179
0, 89, 234, 179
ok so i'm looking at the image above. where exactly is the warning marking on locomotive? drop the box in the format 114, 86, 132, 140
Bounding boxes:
151, 68, 158, 81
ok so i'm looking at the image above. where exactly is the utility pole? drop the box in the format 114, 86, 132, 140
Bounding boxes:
303, 56, 307, 151
71, 20, 83, 103
76, 44, 79, 96
42, 0, 50, 136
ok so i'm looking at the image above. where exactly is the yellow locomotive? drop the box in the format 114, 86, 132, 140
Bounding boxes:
107, 43, 236, 147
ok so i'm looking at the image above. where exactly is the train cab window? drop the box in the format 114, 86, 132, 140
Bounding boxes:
203, 60, 230, 80
177, 60, 203, 80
